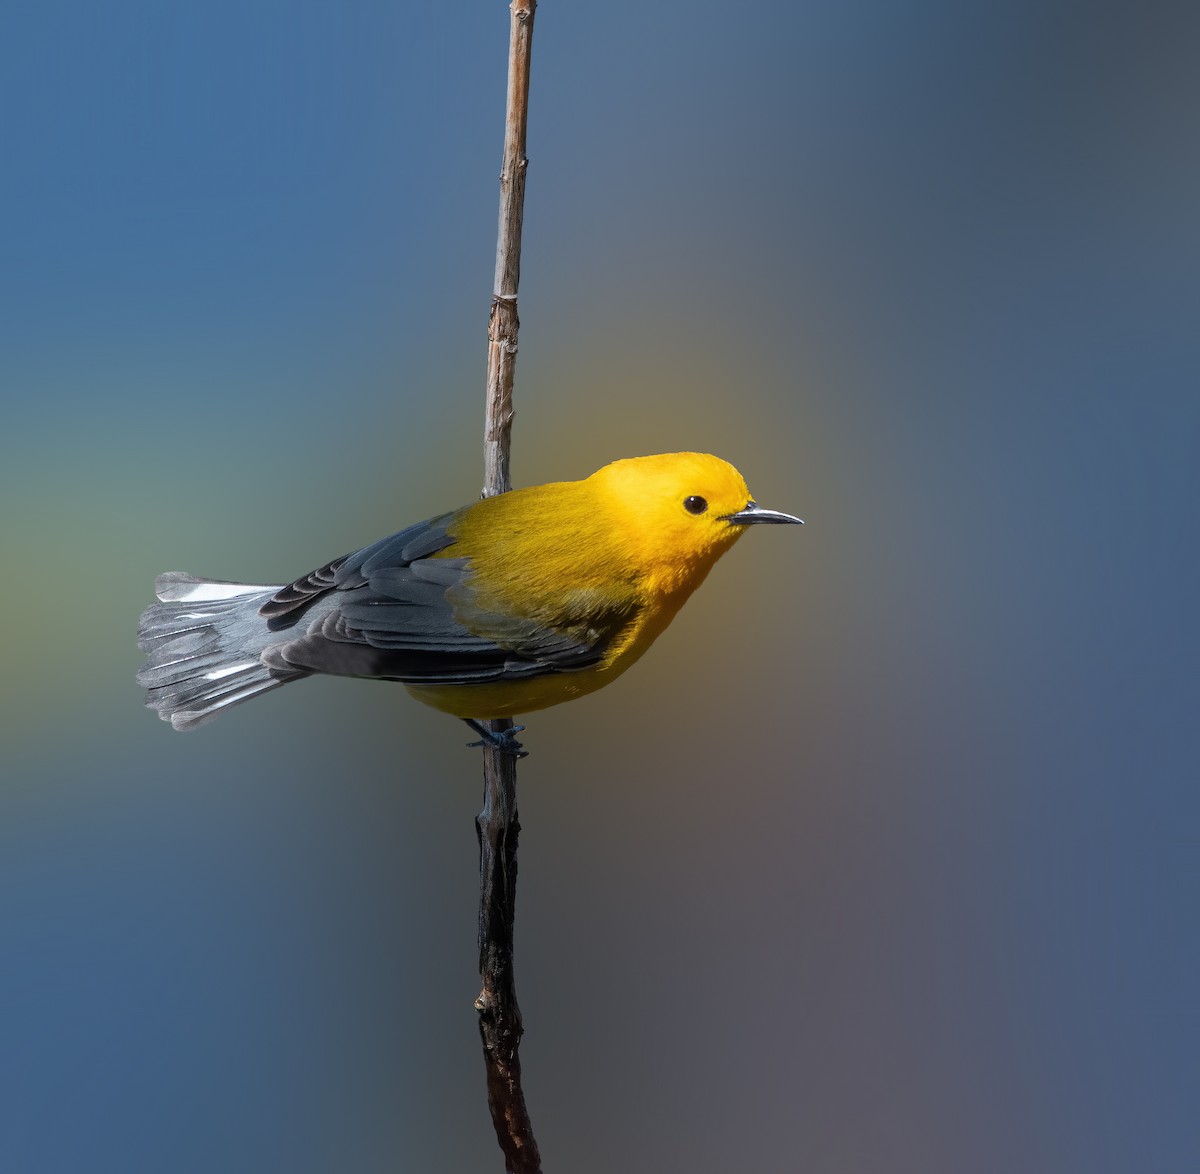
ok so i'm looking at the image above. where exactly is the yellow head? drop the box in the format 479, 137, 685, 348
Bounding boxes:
587, 452, 803, 594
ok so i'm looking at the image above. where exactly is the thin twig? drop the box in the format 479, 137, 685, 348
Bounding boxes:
483, 2, 535, 500
477, 2, 540, 1172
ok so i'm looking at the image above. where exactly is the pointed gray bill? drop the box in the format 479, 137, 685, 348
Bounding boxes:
722, 501, 805, 526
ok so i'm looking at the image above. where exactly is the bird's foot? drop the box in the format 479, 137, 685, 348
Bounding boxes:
464, 719, 528, 759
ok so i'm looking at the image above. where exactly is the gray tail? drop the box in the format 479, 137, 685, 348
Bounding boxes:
137, 572, 303, 731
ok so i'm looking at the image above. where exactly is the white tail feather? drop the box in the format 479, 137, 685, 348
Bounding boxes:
137, 574, 304, 730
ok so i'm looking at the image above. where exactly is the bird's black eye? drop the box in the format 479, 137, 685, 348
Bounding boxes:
683, 495, 708, 515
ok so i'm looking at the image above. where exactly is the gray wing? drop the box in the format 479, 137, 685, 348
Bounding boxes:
257, 515, 638, 686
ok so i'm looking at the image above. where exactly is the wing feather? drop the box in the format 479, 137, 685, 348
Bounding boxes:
252, 514, 640, 687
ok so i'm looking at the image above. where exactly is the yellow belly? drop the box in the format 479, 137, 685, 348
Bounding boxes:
405, 662, 620, 719
404, 594, 684, 719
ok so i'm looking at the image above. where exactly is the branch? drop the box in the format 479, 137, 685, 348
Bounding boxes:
483, 0, 536, 501
475, 746, 537, 1172
477, 3, 540, 1172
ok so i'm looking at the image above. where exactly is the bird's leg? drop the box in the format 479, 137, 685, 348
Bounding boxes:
464, 718, 528, 759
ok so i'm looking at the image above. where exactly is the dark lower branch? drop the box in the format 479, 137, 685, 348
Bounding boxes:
476, 718, 541, 1173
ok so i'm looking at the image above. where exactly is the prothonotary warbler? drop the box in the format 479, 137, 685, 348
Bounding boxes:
137, 452, 802, 750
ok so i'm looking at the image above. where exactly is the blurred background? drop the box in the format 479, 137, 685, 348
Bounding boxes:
2, 2, 1197, 1171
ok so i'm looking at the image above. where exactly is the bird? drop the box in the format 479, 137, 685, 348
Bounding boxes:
137, 452, 802, 751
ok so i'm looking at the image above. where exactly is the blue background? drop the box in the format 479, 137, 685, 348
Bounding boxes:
2, 3, 1197, 1171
